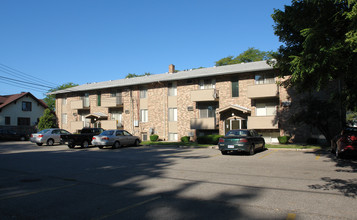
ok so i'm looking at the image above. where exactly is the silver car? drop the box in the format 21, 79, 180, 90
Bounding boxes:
30, 128, 71, 146
92, 130, 141, 149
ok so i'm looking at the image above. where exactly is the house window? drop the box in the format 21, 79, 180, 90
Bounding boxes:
5, 117, 10, 125
140, 87, 147, 99
17, 117, 30, 126
111, 89, 121, 97
62, 96, 67, 105
231, 78, 239, 97
62, 113, 67, 125
83, 93, 90, 107
97, 92, 101, 106
140, 109, 148, 122
168, 82, 177, 96
168, 133, 178, 141
199, 106, 216, 118
255, 73, 275, 85
256, 102, 277, 116
199, 79, 215, 89
111, 110, 122, 128
22, 101, 32, 111
168, 108, 177, 121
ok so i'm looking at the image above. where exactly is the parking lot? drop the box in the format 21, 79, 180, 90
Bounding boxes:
0, 142, 356, 220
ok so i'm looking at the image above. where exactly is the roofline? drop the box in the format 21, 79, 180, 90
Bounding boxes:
50, 60, 275, 95
0, 92, 48, 110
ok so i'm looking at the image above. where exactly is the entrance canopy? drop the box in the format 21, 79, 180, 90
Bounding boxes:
217, 104, 251, 114
85, 112, 108, 120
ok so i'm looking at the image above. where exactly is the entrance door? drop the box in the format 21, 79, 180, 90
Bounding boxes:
224, 119, 247, 134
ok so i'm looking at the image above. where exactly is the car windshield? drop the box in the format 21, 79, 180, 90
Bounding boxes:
101, 130, 114, 136
38, 129, 50, 134
226, 130, 249, 137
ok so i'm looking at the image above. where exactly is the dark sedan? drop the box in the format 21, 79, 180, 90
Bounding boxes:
218, 129, 265, 155
331, 127, 357, 158
0, 129, 28, 141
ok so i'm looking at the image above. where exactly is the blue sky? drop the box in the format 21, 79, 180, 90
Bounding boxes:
0, 0, 291, 99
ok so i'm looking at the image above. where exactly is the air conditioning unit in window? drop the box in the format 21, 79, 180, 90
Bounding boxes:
134, 120, 139, 127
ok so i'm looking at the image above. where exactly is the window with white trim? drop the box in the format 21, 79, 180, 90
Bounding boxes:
199, 79, 216, 89
168, 133, 178, 141
168, 108, 177, 121
61, 113, 67, 125
256, 103, 277, 116
140, 109, 148, 122
140, 87, 147, 99
255, 73, 275, 85
168, 82, 177, 96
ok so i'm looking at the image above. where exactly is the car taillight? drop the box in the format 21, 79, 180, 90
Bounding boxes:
30, 134, 33, 137
219, 138, 224, 143
239, 138, 248, 143
92, 137, 96, 140
349, 135, 357, 141
102, 137, 109, 140
38, 135, 43, 138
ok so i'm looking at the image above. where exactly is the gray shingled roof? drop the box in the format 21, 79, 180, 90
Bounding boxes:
50, 60, 273, 95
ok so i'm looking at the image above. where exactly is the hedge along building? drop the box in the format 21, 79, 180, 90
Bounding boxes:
50, 61, 337, 143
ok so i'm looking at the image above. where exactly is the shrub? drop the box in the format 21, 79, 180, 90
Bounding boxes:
278, 136, 290, 144
181, 136, 190, 143
150, 134, 159, 142
197, 135, 223, 144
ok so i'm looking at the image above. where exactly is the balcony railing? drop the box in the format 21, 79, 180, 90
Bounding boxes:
247, 116, 278, 129
247, 84, 278, 99
70, 100, 90, 110
191, 89, 219, 102
190, 118, 216, 130
101, 96, 123, 108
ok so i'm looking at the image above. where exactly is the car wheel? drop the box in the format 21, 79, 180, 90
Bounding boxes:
134, 139, 140, 147
36, 143, 43, 146
47, 139, 54, 146
81, 140, 89, 148
113, 141, 120, 149
249, 145, 255, 155
68, 144, 75, 149
221, 151, 227, 155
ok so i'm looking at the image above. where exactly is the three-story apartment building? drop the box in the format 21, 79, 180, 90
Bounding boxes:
51, 61, 331, 143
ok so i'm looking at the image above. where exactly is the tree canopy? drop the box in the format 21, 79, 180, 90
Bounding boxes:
271, 0, 357, 110
37, 108, 57, 131
43, 82, 78, 111
125, 72, 151, 78
215, 47, 274, 66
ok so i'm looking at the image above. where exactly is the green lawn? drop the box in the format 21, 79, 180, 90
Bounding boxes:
141, 141, 326, 150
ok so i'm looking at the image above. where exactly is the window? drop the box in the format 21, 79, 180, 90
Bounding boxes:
199, 79, 215, 89
83, 93, 90, 107
255, 73, 275, 84
22, 101, 32, 111
169, 133, 178, 141
111, 89, 121, 97
256, 103, 277, 116
168, 82, 177, 96
231, 78, 239, 97
5, 117, 10, 125
17, 117, 30, 126
140, 87, 147, 99
97, 92, 101, 106
62, 96, 67, 105
168, 108, 177, 121
142, 132, 148, 141
140, 109, 148, 122
62, 113, 67, 125
199, 106, 215, 118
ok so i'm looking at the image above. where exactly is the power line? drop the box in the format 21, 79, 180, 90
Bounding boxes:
0, 75, 54, 89
0, 80, 48, 93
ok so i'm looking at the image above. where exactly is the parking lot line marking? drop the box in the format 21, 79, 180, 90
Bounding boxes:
315, 154, 320, 160
93, 196, 161, 220
259, 150, 276, 159
0, 183, 77, 200
286, 213, 296, 220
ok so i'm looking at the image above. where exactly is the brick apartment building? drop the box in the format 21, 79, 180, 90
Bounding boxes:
50, 61, 334, 143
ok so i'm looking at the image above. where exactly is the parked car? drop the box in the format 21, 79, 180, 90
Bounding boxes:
331, 127, 357, 158
0, 129, 29, 141
60, 127, 104, 148
92, 130, 141, 149
218, 129, 265, 155
30, 128, 71, 146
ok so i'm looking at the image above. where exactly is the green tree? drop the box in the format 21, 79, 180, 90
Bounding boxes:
44, 82, 78, 111
125, 72, 151, 78
38, 108, 57, 131
271, 0, 357, 110
215, 47, 274, 66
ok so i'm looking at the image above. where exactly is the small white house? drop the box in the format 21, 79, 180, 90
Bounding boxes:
0, 92, 48, 129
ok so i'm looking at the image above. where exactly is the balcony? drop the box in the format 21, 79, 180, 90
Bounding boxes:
190, 118, 217, 130
71, 100, 89, 110
100, 120, 121, 130
247, 116, 278, 129
101, 96, 123, 108
247, 84, 278, 99
191, 89, 219, 102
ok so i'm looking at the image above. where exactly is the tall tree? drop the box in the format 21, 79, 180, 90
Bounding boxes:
271, 0, 357, 110
37, 108, 57, 131
215, 47, 274, 66
43, 82, 78, 111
